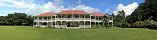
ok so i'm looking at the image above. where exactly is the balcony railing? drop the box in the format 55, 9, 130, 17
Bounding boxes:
55, 25, 91, 28
56, 18, 90, 20
109, 20, 113, 22
91, 19, 103, 22
34, 18, 105, 22
79, 25, 91, 28
34, 19, 54, 22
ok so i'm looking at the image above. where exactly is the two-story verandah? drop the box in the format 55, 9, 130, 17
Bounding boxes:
33, 10, 108, 28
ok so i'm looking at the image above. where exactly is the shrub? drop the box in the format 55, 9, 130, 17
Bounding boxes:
114, 22, 123, 27
133, 21, 144, 28
144, 20, 157, 29
122, 22, 131, 28
104, 24, 111, 29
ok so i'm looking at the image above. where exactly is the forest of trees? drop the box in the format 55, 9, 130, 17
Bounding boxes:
114, 0, 157, 30
0, 12, 33, 26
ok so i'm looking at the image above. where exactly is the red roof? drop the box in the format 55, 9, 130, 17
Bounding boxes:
91, 12, 108, 16
58, 10, 88, 14
37, 12, 55, 16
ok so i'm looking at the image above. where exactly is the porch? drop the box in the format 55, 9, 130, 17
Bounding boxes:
33, 21, 91, 28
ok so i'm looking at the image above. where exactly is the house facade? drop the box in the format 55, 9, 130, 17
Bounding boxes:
33, 10, 112, 28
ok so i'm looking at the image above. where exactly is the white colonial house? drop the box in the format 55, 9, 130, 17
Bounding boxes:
33, 10, 112, 28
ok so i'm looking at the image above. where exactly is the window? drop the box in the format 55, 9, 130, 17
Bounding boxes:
39, 17, 42, 20
43, 22, 47, 25
47, 17, 50, 20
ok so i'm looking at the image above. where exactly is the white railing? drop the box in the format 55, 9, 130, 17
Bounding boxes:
34, 18, 105, 22
91, 19, 103, 22
55, 25, 90, 27
109, 20, 113, 22
34, 19, 55, 22
34, 25, 91, 28
56, 18, 90, 20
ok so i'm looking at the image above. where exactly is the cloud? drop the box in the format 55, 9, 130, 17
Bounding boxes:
0, 3, 5, 6
2, 0, 64, 15
0, 0, 32, 8
64, 0, 100, 13
78, 5, 100, 13
25, 0, 64, 15
113, 2, 138, 16
0, 0, 100, 15
68, 4, 100, 13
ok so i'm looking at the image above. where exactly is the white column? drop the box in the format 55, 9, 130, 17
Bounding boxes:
42, 17, 43, 20
79, 14, 80, 20
84, 21, 85, 28
51, 16, 52, 27
98, 17, 100, 26
66, 21, 67, 28
55, 15, 56, 28
61, 15, 62, 20
37, 17, 39, 20
90, 15, 91, 28
66, 15, 67, 28
47, 22, 48, 27
52, 22, 53, 27
79, 15, 80, 27
61, 21, 62, 28
61, 15, 62, 28
41, 22, 43, 26
103, 18, 104, 27
84, 14, 85, 20
84, 14, 85, 28
79, 21, 80, 27
66, 14, 67, 20
95, 16, 96, 26
37, 22, 39, 26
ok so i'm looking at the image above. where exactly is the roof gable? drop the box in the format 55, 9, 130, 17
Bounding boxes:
91, 12, 108, 16
58, 10, 88, 14
37, 12, 55, 16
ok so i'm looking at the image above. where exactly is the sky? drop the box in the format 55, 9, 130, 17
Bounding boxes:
0, 0, 144, 16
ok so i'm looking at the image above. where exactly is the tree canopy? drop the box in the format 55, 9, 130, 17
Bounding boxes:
127, 0, 157, 23
0, 12, 33, 26
113, 10, 127, 27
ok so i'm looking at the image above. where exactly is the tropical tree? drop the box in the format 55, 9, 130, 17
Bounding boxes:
0, 12, 33, 26
102, 15, 110, 28
127, 0, 157, 23
113, 10, 126, 27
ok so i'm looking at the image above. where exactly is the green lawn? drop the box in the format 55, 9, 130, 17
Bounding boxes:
0, 26, 157, 40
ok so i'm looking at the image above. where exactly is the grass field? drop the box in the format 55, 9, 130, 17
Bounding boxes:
0, 26, 157, 40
